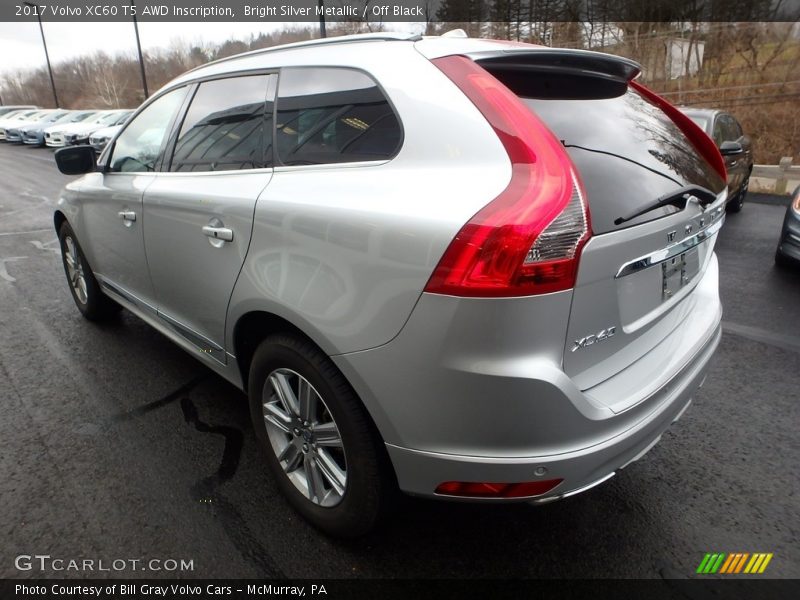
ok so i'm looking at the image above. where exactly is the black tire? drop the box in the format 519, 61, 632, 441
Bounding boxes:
248, 333, 396, 537
727, 177, 749, 214
58, 222, 121, 321
775, 250, 795, 269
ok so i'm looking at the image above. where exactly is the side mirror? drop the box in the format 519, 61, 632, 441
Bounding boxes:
54, 145, 96, 175
719, 140, 743, 156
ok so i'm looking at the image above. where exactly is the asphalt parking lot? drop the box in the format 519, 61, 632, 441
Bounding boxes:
1, 142, 798, 580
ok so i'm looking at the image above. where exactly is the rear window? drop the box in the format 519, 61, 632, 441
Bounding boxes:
486, 68, 726, 233
275, 67, 401, 166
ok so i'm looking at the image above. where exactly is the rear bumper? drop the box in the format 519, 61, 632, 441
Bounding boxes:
333, 254, 722, 502
386, 323, 719, 501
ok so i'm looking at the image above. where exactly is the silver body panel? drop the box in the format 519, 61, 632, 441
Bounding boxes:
55, 34, 725, 503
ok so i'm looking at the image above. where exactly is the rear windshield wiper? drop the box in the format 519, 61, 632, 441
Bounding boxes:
614, 185, 718, 226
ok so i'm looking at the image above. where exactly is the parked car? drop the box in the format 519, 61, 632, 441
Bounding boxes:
25, 111, 86, 146
53, 33, 728, 536
680, 108, 753, 213
6, 110, 69, 143
43, 111, 99, 147
0, 109, 44, 140
0, 105, 37, 118
88, 111, 134, 153
45, 110, 111, 148
62, 110, 131, 147
775, 185, 800, 267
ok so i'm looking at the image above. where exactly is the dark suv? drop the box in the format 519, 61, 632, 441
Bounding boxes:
680, 108, 753, 212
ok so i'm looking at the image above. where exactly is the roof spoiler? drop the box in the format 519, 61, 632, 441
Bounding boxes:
471, 48, 641, 84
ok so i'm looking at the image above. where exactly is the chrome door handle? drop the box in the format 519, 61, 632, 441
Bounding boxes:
202, 225, 233, 242
118, 210, 136, 222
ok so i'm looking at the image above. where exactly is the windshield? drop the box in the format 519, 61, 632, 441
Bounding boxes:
114, 111, 132, 125
72, 112, 97, 123
97, 112, 123, 125
41, 111, 68, 123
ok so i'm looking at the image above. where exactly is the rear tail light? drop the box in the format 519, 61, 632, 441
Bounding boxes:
435, 479, 563, 498
425, 55, 590, 298
630, 80, 727, 182
792, 190, 800, 214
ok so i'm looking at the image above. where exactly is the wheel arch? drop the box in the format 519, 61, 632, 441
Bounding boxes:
232, 309, 397, 472
54, 209, 67, 234
233, 310, 314, 388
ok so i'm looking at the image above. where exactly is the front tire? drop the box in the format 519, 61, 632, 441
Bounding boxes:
247, 333, 395, 537
58, 222, 120, 321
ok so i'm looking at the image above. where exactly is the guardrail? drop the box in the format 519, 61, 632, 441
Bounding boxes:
752, 157, 800, 195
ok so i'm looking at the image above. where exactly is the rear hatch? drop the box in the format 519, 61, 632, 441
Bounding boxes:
476, 50, 727, 409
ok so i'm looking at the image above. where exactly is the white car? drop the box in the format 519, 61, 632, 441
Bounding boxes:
88, 124, 123, 153
47, 110, 131, 148
43, 111, 100, 147
0, 109, 45, 140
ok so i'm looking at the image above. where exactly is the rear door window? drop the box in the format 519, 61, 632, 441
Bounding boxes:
169, 74, 275, 172
275, 67, 401, 166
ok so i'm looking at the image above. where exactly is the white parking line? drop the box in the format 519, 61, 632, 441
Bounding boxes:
722, 321, 800, 355
0, 229, 52, 237
30, 240, 60, 254
0, 257, 27, 282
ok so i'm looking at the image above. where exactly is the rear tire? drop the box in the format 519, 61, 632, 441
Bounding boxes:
247, 333, 396, 537
775, 250, 795, 269
727, 177, 749, 213
58, 222, 120, 321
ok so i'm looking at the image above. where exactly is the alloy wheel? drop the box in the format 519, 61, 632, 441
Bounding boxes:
64, 236, 88, 304
262, 368, 347, 507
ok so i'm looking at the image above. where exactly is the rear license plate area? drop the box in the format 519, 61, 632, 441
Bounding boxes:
661, 248, 699, 300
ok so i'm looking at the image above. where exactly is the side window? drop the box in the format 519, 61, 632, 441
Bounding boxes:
275, 67, 401, 166
169, 74, 275, 172
730, 116, 743, 140
109, 87, 188, 173
720, 115, 739, 142
712, 116, 725, 146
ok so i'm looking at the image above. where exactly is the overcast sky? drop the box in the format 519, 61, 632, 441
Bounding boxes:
0, 21, 424, 75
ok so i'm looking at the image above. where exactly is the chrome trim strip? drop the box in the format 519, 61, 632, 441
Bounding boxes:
99, 278, 157, 315
157, 310, 226, 364
615, 216, 724, 279
529, 472, 616, 505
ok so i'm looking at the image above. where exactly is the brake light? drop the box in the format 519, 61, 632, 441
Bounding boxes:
630, 80, 727, 182
425, 55, 590, 297
435, 479, 563, 498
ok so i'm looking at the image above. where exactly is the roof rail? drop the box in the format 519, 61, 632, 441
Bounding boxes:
184, 31, 423, 75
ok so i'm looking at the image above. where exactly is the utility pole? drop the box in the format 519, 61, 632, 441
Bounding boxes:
24, 2, 59, 107
318, 0, 327, 38
131, 0, 149, 99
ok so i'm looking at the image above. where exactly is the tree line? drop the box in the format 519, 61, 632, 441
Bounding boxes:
1, 15, 797, 163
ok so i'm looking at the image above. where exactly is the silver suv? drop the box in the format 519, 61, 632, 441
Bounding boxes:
53, 33, 726, 536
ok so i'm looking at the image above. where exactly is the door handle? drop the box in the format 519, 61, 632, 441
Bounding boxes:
202, 225, 234, 242
118, 210, 136, 222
